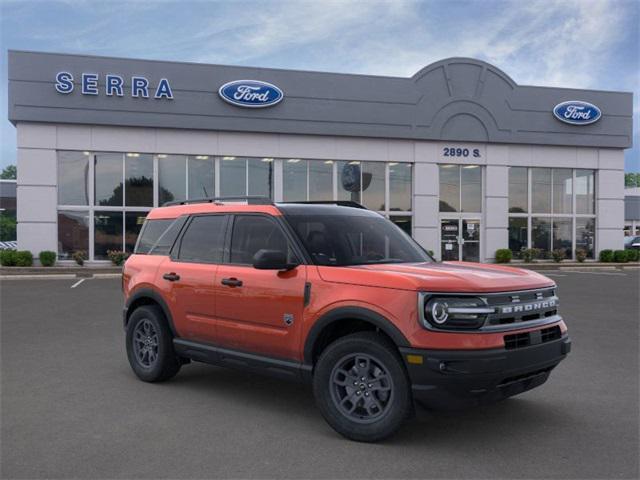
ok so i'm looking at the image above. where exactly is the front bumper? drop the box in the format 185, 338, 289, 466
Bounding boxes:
399, 334, 571, 409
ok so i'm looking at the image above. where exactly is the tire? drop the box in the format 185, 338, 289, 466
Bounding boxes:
313, 332, 412, 442
126, 305, 181, 382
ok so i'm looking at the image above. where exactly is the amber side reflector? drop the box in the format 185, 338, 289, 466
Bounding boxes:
406, 354, 423, 365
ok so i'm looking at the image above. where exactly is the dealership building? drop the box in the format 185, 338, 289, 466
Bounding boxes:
7, 50, 633, 263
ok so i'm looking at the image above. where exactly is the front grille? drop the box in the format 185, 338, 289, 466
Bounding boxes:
484, 287, 558, 327
504, 326, 562, 350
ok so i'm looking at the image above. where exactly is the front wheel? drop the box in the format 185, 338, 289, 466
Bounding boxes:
126, 305, 181, 382
313, 332, 412, 442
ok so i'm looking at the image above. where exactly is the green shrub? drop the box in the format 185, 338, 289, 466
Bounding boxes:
613, 250, 628, 263
14, 250, 33, 267
626, 249, 639, 262
575, 249, 588, 263
107, 250, 129, 266
72, 250, 87, 266
599, 249, 614, 262
0, 249, 17, 266
39, 250, 57, 267
521, 248, 535, 263
551, 249, 566, 263
495, 249, 512, 263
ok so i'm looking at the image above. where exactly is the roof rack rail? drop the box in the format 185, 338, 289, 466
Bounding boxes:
162, 196, 273, 207
277, 200, 367, 209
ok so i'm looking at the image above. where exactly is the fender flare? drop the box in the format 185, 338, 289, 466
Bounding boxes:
124, 288, 177, 336
303, 306, 410, 365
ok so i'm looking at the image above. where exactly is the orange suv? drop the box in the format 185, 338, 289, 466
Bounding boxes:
123, 197, 570, 442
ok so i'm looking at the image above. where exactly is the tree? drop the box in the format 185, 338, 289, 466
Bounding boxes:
0, 165, 16, 180
625, 172, 640, 188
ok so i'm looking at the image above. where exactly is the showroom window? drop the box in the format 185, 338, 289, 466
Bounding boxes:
56, 152, 413, 261
438, 164, 482, 213
508, 168, 596, 259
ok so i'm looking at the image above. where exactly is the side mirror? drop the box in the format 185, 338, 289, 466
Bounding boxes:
252, 249, 298, 271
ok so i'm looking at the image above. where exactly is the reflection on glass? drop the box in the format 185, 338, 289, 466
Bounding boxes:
552, 217, 572, 257
220, 157, 246, 196
531, 168, 551, 213
283, 159, 307, 201
576, 169, 595, 214
309, 161, 333, 201
125, 212, 148, 252
248, 158, 272, 198
390, 216, 412, 236
125, 154, 153, 206
576, 217, 595, 258
159, 155, 186, 205
389, 163, 411, 211
94, 211, 123, 259
439, 165, 459, 212
508, 167, 528, 213
440, 218, 459, 261
95, 153, 123, 206
188, 156, 215, 199
57, 210, 89, 259
508, 217, 527, 256
58, 151, 89, 205
461, 165, 481, 212
362, 162, 385, 211
553, 169, 572, 214
532, 217, 551, 257
337, 161, 362, 203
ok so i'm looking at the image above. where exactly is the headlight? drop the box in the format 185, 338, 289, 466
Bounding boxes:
422, 296, 494, 330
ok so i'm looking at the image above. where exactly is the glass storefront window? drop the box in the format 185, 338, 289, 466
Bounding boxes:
576, 218, 595, 258
158, 155, 186, 205
94, 211, 123, 259
531, 168, 551, 213
508, 167, 528, 213
390, 216, 412, 236
248, 158, 273, 198
58, 151, 90, 205
220, 156, 246, 197
461, 165, 482, 212
125, 153, 153, 206
125, 212, 148, 252
552, 169, 572, 214
552, 217, 572, 258
95, 152, 123, 206
57, 210, 89, 259
508, 217, 527, 256
309, 160, 333, 201
283, 159, 307, 201
188, 156, 215, 199
337, 161, 362, 203
439, 165, 459, 212
532, 217, 551, 258
389, 163, 411, 212
362, 162, 385, 211
576, 169, 595, 214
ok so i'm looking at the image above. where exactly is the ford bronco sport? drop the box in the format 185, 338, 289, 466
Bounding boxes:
122, 197, 570, 442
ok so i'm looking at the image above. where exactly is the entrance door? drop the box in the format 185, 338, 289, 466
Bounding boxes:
440, 218, 481, 262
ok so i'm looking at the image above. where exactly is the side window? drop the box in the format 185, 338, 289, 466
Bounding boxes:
230, 215, 293, 264
135, 219, 173, 254
177, 215, 226, 263
147, 216, 188, 255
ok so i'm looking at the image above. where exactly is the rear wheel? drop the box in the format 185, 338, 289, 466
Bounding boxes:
313, 332, 412, 442
126, 305, 181, 382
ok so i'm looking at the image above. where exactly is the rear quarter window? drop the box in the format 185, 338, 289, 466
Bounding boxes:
134, 217, 186, 255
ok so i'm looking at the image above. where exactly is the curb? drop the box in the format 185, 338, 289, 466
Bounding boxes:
0, 267, 122, 276
519, 263, 639, 271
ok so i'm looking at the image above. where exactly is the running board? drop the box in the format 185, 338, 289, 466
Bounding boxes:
173, 338, 312, 383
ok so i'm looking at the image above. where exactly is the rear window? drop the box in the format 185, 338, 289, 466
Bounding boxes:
134, 217, 186, 255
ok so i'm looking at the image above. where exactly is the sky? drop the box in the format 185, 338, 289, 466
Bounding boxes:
1, 0, 638, 171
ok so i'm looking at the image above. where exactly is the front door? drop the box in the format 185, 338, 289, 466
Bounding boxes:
440, 218, 481, 262
214, 214, 307, 361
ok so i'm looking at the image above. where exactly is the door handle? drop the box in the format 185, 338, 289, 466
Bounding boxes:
221, 277, 243, 287
162, 272, 180, 282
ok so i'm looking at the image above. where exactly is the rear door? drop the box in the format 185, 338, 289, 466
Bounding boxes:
214, 214, 307, 361
159, 214, 228, 343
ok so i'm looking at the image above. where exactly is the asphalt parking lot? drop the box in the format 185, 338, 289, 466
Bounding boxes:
1, 269, 639, 479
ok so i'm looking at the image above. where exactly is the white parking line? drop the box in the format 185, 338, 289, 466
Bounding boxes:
544, 273, 567, 277
569, 270, 627, 276
70, 278, 86, 288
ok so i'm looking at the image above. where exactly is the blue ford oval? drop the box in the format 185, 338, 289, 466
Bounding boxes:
218, 80, 283, 108
553, 101, 601, 125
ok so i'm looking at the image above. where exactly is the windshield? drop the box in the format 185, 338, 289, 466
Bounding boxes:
284, 213, 432, 266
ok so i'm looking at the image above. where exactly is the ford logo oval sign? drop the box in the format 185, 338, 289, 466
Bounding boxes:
553, 100, 601, 125
218, 80, 283, 108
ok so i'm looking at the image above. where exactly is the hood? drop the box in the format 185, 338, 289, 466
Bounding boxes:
316, 261, 554, 293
